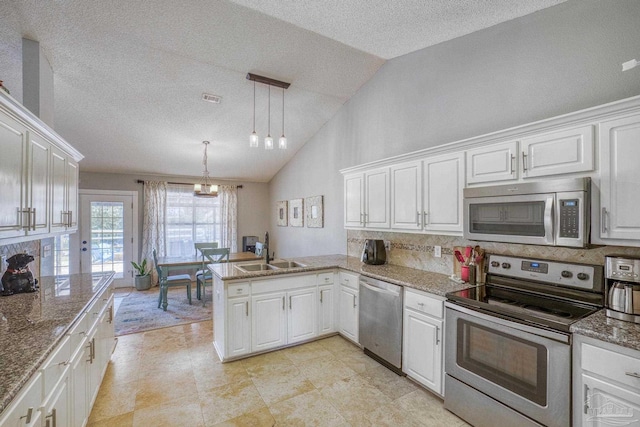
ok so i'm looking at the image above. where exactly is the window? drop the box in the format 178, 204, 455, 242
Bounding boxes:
165, 184, 220, 257
54, 234, 70, 276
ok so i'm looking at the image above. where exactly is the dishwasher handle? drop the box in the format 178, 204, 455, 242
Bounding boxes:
360, 280, 401, 297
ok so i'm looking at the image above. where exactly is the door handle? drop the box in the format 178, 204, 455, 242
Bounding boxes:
583, 384, 589, 414
245, 301, 249, 316
423, 211, 428, 225
68, 210, 73, 227
353, 294, 357, 308
522, 152, 528, 172
31, 208, 36, 230
601, 207, 608, 234
282, 296, 285, 310
435, 326, 440, 345
320, 290, 323, 303
289, 296, 292, 310
510, 154, 515, 174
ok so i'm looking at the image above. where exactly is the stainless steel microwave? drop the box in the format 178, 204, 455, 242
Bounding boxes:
463, 177, 590, 248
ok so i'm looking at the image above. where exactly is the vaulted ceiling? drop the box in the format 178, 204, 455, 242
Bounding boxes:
4, 0, 565, 182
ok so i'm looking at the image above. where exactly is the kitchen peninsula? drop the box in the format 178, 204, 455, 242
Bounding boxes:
209, 254, 469, 365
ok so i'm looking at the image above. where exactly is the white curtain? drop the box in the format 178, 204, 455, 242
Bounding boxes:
219, 185, 238, 252
141, 181, 167, 284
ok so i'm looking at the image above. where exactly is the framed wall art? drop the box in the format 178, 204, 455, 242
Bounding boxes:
289, 198, 304, 227
305, 195, 324, 228
276, 200, 288, 226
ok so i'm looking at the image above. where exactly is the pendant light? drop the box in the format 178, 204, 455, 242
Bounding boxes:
278, 87, 287, 149
246, 73, 290, 150
249, 80, 259, 147
194, 141, 218, 197
264, 85, 274, 150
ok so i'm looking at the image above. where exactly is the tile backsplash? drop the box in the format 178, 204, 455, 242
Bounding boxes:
347, 230, 640, 275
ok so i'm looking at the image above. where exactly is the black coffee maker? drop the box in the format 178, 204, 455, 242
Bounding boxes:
361, 239, 386, 265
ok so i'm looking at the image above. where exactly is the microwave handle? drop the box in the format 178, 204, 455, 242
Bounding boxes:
543, 197, 554, 245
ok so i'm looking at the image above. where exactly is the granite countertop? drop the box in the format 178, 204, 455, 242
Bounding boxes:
209, 254, 470, 297
0, 272, 115, 414
571, 309, 640, 352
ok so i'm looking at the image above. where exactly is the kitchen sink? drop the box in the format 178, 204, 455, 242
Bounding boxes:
268, 261, 307, 269
234, 263, 277, 272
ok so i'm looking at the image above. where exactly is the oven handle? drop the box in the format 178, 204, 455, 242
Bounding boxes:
543, 196, 554, 245
444, 301, 570, 344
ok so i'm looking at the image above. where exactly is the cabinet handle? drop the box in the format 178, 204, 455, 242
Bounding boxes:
353, 294, 357, 308
423, 211, 428, 225
625, 371, 640, 379
245, 301, 248, 316
416, 211, 420, 227
360, 213, 364, 225
45, 408, 56, 427
19, 407, 33, 423
68, 211, 73, 227
320, 290, 324, 303
282, 296, 285, 310
510, 155, 515, 174
435, 326, 440, 345
57, 360, 69, 366
583, 384, 589, 414
21, 207, 31, 230
289, 296, 292, 310
108, 305, 114, 323
601, 207, 608, 234
30, 208, 36, 230
522, 152, 528, 172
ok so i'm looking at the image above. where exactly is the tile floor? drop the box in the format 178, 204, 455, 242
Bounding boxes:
87, 321, 469, 426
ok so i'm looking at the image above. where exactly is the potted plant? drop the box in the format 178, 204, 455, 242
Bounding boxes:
131, 259, 152, 291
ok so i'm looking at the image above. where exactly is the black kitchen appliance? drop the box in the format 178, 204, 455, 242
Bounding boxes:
361, 239, 386, 265
242, 236, 259, 253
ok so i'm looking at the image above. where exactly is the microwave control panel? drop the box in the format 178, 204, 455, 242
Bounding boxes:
559, 199, 579, 238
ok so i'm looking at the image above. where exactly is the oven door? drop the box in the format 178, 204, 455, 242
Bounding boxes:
464, 193, 555, 246
445, 303, 570, 427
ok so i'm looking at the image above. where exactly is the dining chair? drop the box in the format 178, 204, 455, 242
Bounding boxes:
153, 249, 192, 311
194, 242, 218, 300
198, 247, 230, 306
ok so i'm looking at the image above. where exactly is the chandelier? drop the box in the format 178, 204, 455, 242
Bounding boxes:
194, 141, 218, 197
247, 73, 290, 150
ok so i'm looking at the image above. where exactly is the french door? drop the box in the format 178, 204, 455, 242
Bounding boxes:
77, 191, 137, 287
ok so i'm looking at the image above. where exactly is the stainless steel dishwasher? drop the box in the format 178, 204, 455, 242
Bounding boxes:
359, 276, 404, 375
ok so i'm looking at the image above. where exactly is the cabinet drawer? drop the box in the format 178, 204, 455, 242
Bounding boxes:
228, 282, 250, 297
317, 272, 334, 285
582, 342, 640, 391
339, 271, 359, 289
41, 336, 71, 399
404, 288, 443, 318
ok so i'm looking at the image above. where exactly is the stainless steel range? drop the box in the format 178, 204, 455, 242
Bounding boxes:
444, 254, 604, 427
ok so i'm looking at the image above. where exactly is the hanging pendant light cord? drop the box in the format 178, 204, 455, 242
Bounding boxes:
282, 87, 285, 136
252, 81, 256, 132
267, 85, 271, 136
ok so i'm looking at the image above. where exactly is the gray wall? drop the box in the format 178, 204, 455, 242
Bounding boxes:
79, 172, 270, 257
269, 0, 640, 258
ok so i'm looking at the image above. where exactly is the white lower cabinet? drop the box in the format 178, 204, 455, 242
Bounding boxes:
573, 335, 640, 426
252, 291, 288, 352
226, 296, 251, 358
0, 373, 42, 427
42, 371, 71, 427
338, 286, 359, 344
215, 271, 337, 361
287, 287, 318, 344
318, 283, 336, 335
402, 288, 444, 395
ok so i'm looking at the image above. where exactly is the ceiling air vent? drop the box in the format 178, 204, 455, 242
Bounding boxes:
202, 93, 222, 104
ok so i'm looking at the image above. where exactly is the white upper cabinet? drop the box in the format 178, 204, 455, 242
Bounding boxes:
364, 168, 390, 228
344, 173, 364, 227
344, 168, 390, 229
391, 161, 422, 230
0, 93, 83, 242
0, 113, 28, 239
466, 141, 518, 184
597, 114, 640, 242
520, 124, 594, 179
423, 152, 464, 233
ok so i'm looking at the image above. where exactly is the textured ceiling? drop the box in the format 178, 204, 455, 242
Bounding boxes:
6, 0, 565, 182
